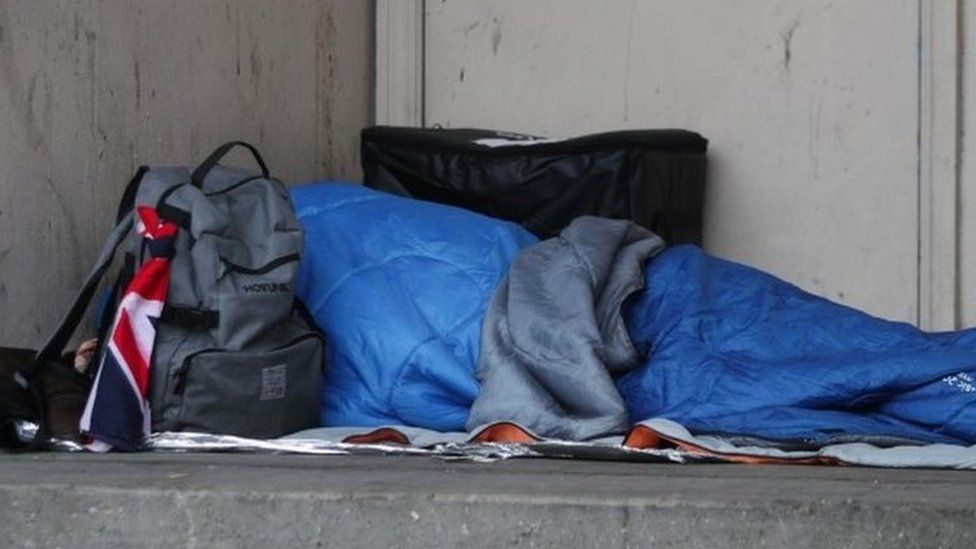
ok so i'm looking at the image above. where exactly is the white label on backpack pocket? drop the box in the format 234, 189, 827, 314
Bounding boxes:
260, 364, 287, 401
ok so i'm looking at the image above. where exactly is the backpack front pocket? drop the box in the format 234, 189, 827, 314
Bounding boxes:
174, 333, 322, 439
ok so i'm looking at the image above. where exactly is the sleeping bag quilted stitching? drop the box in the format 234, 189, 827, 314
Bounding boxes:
292, 183, 536, 431
620, 245, 976, 446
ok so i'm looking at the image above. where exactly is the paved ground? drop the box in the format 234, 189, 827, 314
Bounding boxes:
1, 452, 975, 548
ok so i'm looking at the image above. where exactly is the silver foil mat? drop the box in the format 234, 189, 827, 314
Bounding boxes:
147, 431, 692, 463
9, 420, 694, 463
8, 420, 85, 452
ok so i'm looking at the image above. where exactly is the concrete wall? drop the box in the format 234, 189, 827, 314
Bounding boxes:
0, 0, 373, 347
959, 1, 976, 327
422, 0, 923, 324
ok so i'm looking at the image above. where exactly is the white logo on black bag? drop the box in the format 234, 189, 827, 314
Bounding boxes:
260, 364, 287, 401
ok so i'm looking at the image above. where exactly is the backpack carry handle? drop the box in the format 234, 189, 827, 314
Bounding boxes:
191, 141, 269, 188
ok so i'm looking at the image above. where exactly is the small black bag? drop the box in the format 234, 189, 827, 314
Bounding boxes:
0, 346, 89, 449
0, 348, 37, 447
362, 126, 708, 244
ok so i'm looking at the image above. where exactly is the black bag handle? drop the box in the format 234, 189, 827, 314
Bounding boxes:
190, 141, 269, 188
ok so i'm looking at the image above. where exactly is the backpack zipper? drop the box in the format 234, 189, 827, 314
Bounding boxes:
171, 332, 323, 395
222, 253, 300, 276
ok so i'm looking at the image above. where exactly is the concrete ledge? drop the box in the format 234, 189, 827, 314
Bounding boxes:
2, 453, 975, 548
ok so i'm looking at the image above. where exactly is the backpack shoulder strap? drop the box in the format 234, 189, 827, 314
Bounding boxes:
24, 200, 133, 450
115, 166, 149, 224
35, 166, 153, 363
35, 210, 134, 362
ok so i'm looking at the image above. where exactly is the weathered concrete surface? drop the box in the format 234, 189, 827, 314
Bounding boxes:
0, 0, 372, 348
1, 453, 975, 548
424, 0, 921, 324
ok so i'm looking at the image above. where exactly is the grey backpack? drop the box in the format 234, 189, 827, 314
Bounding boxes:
36, 142, 323, 446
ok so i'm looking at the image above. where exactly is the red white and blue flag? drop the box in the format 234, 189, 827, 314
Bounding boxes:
80, 206, 177, 451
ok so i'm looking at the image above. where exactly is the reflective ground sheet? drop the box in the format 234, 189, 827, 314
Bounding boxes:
141, 419, 976, 469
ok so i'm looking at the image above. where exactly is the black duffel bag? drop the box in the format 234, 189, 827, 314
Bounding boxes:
361, 126, 708, 244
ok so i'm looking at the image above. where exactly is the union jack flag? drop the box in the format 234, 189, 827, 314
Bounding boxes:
80, 206, 177, 451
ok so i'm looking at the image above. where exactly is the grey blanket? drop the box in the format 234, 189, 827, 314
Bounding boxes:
466, 217, 665, 440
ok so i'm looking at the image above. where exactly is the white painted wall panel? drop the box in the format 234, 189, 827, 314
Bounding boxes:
959, 0, 976, 327
425, 0, 920, 322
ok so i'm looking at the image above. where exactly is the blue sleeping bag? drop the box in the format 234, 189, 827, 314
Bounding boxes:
292, 183, 536, 430
619, 245, 976, 446
295, 183, 976, 445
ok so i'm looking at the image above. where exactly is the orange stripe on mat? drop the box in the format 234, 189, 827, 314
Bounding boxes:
342, 427, 411, 445
470, 422, 540, 444
623, 425, 836, 465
